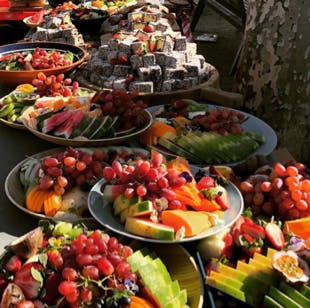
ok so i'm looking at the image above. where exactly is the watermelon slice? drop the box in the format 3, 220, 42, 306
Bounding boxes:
53, 110, 84, 139
41, 111, 72, 134
28, 11, 44, 25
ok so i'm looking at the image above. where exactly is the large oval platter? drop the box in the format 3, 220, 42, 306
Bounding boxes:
0, 228, 204, 308
22, 109, 153, 147
5, 146, 149, 223
147, 104, 277, 166
88, 175, 244, 244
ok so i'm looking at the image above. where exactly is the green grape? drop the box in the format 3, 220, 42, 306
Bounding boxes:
52, 222, 73, 236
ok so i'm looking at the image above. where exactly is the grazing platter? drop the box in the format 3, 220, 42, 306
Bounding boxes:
88, 152, 244, 243
0, 221, 204, 307
0, 42, 87, 85
143, 101, 277, 166
22, 90, 153, 146
5, 146, 149, 222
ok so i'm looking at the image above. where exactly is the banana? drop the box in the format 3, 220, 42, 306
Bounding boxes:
0, 103, 14, 118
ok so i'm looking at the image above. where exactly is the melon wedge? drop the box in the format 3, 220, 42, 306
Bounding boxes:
125, 217, 175, 240
161, 210, 212, 237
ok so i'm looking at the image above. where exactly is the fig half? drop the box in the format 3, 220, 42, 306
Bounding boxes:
0, 283, 25, 308
9, 227, 43, 259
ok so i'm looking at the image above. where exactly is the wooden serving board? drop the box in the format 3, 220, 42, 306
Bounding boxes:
76, 62, 244, 108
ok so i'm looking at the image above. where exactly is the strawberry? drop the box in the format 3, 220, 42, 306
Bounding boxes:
143, 24, 155, 33
134, 48, 142, 56
14, 262, 44, 300
242, 233, 256, 244
265, 222, 285, 249
240, 221, 265, 240
110, 58, 120, 65
149, 40, 156, 52
197, 176, 215, 190
17, 300, 35, 308
47, 250, 63, 270
125, 74, 134, 84
215, 190, 230, 210
119, 55, 129, 65
111, 33, 121, 39
5, 255, 22, 273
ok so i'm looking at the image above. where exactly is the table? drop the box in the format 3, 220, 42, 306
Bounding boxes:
0, 83, 53, 238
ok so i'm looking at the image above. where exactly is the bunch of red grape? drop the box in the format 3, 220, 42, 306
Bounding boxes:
92, 90, 148, 130
191, 108, 245, 135
53, 231, 136, 306
103, 152, 191, 211
32, 72, 79, 97
39, 147, 109, 195
240, 161, 310, 220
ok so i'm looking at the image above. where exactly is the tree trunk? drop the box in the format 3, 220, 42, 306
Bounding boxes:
234, 0, 310, 164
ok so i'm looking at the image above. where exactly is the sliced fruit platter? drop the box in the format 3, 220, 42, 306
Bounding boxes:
196, 160, 310, 307
88, 151, 244, 243
0, 73, 95, 130
5, 146, 149, 222
0, 221, 204, 307
143, 100, 277, 166
22, 90, 152, 146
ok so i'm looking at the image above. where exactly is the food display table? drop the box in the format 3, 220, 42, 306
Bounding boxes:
0, 1, 43, 21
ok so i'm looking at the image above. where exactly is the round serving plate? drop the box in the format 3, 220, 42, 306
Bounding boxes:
0, 42, 88, 85
22, 108, 153, 147
147, 104, 278, 166
0, 229, 204, 308
5, 148, 95, 223
88, 175, 244, 244
76, 62, 220, 106
0, 118, 26, 130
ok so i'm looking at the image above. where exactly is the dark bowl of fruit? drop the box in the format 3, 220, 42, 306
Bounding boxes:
70, 8, 109, 36
0, 41, 88, 85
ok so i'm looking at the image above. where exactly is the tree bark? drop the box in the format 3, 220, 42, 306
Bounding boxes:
234, 0, 310, 164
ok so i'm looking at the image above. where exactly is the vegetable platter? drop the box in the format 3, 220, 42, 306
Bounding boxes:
5, 146, 149, 222
0, 42, 87, 85
195, 158, 310, 308
143, 100, 277, 166
88, 151, 244, 243
22, 90, 153, 146
0, 221, 204, 307
0, 77, 95, 130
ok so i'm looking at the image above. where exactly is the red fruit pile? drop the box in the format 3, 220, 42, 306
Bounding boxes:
191, 107, 245, 135
103, 152, 189, 211
91, 90, 149, 130
3, 230, 136, 307
30, 47, 72, 70
55, 231, 135, 306
39, 147, 148, 195
240, 161, 310, 220
39, 147, 109, 195
32, 72, 79, 97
